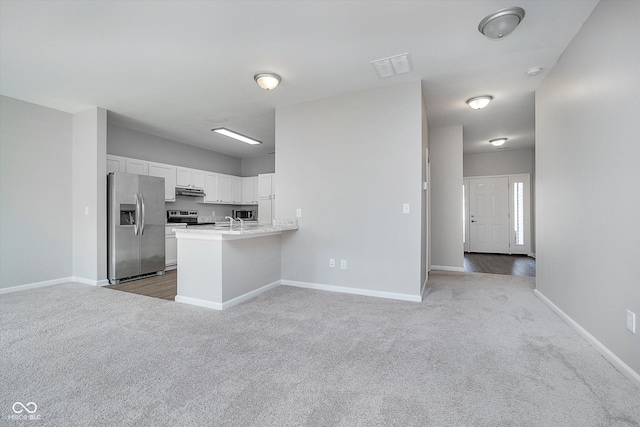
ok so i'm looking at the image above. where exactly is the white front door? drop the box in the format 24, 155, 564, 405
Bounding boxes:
469, 177, 509, 253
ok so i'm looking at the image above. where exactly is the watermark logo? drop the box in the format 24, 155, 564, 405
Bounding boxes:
8, 402, 41, 421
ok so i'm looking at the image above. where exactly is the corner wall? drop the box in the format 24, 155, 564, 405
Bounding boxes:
276, 81, 424, 299
430, 126, 463, 271
536, 0, 640, 378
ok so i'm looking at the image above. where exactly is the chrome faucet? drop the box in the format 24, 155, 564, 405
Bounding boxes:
224, 216, 237, 227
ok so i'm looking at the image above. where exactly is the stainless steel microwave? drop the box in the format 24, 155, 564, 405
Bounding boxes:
232, 209, 255, 220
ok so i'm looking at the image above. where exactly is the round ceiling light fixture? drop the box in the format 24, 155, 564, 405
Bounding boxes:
254, 73, 281, 90
478, 7, 526, 39
466, 95, 493, 110
526, 67, 543, 77
490, 138, 508, 147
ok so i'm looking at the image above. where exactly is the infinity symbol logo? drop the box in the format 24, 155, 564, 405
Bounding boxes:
12, 402, 37, 414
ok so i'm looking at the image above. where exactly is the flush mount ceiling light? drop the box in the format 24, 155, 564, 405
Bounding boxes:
478, 6, 525, 39
212, 128, 262, 145
490, 138, 508, 147
527, 66, 543, 77
371, 53, 413, 78
467, 95, 493, 110
254, 73, 281, 90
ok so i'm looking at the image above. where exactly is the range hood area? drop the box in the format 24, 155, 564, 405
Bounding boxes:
175, 187, 205, 197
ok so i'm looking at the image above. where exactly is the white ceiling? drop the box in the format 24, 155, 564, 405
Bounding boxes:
0, 0, 598, 157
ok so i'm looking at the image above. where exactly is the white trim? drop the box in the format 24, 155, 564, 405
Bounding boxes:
281, 280, 422, 303
175, 295, 222, 310
431, 265, 465, 272
528, 252, 536, 258
420, 276, 428, 300
70, 277, 109, 287
175, 280, 281, 311
0, 277, 72, 294
534, 289, 640, 390
165, 264, 177, 271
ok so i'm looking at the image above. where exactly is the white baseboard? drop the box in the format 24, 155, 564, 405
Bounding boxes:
529, 252, 536, 258
70, 277, 109, 287
175, 280, 281, 311
0, 277, 74, 294
175, 295, 222, 310
420, 276, 428, 300
534, 289, 640, 390
431, 265, 465, 272
165, 264, 177, 271
281, 280, 422, 303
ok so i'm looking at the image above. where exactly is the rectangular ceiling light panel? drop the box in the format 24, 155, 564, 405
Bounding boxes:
371, 53, 413, 78
212, 128, 262, 145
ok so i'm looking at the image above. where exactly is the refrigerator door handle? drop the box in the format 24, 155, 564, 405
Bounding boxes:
140, 193, 146, 235
134, 193, 140, 236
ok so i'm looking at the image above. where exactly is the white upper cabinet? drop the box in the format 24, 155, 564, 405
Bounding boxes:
126, 158, 148, 175
107, 155, 261, 205
258, 173, 275, 224
242, 176, 258, 204
203, 173, 220, 203
148, 162, 177, 202
106, 155, 126, 173
231, 177, 242, 204
176, 167, 204, 189
218, 174, 232, 203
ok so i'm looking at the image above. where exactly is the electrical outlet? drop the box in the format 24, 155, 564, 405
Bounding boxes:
329, 258, 335, 268
627, 310, 636, 333
341, 260, 347, 269
403, 203, 410, 214
296, 208, 302, 218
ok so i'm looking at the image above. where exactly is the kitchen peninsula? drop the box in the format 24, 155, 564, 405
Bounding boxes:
173, 220, 298, 310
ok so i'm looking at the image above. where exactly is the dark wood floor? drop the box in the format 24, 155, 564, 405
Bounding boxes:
464, 253, 536, 277
104, 270, 177, 300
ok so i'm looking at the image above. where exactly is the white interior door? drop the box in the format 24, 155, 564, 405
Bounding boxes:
469, 177, 509, 253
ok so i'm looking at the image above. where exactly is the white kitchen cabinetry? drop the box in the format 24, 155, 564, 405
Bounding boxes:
165, 223, 186, 270
258, 173, 275, 224
176, 167, 204, 189
106, 155, 126, 173
126, 158, 149, 175
242, 176, 258, 204
149, 162, 177, 202
231, 177, 242, 204
203, 173, 220, 203
218, 174, 232, 203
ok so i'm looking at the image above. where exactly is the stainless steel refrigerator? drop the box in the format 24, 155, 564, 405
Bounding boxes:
108, 172, 165, 284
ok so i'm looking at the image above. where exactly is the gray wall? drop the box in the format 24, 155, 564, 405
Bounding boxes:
241, 154, 275, 176
276, 81, 425, 297
536, 0, 640, 375
0, 96, 73, 288
107, 124, 242, 176
464, 148, 534, 177
430, 126, 464, 270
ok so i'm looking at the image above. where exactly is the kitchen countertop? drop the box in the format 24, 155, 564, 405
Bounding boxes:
173, 219, 298, 237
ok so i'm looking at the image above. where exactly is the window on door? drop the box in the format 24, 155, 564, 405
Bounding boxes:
514, 182, 524, 246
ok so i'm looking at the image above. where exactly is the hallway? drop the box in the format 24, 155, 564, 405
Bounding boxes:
464, 253, 536, 277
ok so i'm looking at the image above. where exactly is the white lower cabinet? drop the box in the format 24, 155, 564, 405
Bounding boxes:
165, 224, 186, 269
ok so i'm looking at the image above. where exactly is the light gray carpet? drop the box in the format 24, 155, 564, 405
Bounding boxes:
1, 272, 639, 426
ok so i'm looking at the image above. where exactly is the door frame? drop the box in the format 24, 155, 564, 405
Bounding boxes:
464, 173, 531, 255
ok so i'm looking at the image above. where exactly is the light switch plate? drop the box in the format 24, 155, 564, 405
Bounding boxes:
296, 208, 302, 218
627, 310, 636, 333
329, 258, 335, 268
403, 203, 410, 214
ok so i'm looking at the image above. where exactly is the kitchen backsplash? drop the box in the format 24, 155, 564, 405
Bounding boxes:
166, 196, 256, 223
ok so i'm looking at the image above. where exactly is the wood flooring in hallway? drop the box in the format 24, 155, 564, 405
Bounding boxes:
464, 253, 536, 277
